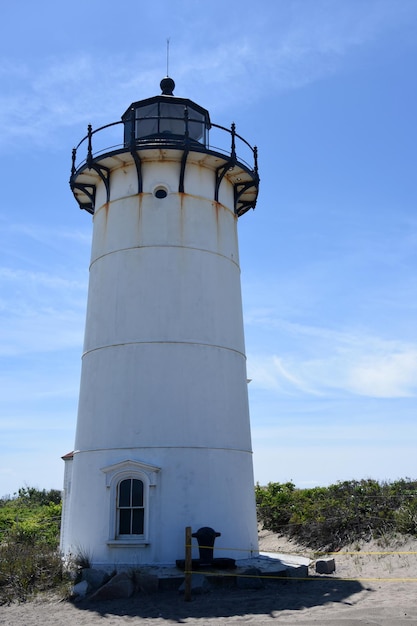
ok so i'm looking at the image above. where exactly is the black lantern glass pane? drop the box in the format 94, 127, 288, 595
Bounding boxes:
132, 509, 144, 534
132, 479, 143, 506
119, 479, 131, 507
135, 103, 159, 137
158, 102, 185, 136
188, 110, 205, 142
119, 509, 131, 534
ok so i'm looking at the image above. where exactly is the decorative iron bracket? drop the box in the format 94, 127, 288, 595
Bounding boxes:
234, 178, 259, 216
130, 148, 143, 194
129, 122, 143, 194
214, 158, 236, 203
88, 163, 110, 204
71, 182, 96, 215
179, 108, 191, 193
179, 146, 189, 193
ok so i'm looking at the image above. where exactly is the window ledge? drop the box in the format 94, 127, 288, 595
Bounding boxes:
107, 540, 149, 548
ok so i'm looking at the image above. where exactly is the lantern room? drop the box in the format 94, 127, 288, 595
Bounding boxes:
122, 77, 211, 146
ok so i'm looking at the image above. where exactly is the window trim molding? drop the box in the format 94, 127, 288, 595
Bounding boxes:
101, 459, 160, 546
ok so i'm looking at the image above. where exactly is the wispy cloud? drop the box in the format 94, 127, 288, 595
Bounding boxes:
0, 220, 88, 356
347, 349, 417, 397
0, 274, 86, 356
1, 0, 415, 150
248, 353, 324, 396
0, 307, 84, 357
247, 323, 417, 398
0, 267, 85, 291
6, 222, 92, 247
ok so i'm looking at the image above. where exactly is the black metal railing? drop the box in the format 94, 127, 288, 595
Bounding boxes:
71, 112, 258, 178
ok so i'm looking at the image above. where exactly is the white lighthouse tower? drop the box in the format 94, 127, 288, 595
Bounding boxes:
60, 77, 260, 568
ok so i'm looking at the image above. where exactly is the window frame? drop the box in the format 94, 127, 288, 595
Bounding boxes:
101, 459, 160, 547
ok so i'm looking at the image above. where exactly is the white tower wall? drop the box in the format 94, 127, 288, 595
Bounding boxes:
62, 83, 260, 567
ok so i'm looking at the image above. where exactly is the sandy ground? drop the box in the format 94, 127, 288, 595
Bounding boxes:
2, 531, 417, 625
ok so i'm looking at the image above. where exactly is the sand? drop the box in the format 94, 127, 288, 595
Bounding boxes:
2, 531, 417, 625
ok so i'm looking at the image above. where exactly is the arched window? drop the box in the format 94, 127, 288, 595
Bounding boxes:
102, 459, 160, 546
117, 478, 144, 536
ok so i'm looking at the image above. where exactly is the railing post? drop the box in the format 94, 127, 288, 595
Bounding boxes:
71, 148, 77, 177
87, 124, 93, 168
230, 122, 236, 160
184, 107, 189, 141
130, 108, 136, 150
253, 145, 258, 176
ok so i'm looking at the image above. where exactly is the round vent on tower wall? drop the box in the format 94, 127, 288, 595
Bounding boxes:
153, 186, 168, 199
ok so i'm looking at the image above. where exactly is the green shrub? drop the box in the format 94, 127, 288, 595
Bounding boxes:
0, 488, 61, 547
0, 487, 63, 604
256, 478, 417, 550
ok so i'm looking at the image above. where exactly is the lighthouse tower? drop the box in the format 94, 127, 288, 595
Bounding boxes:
60, 78, 260, 567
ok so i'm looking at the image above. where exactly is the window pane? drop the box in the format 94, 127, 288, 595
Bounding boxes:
119, 479, 131, 507
135, 103, 159, 137
132, 479, 143, 507
159, 102, 185, 136
119, 509, 131, 534
132, 508, 144, 535
188, 110, 205, 142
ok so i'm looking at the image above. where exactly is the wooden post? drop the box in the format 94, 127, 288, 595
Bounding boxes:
184, 526, 192, 602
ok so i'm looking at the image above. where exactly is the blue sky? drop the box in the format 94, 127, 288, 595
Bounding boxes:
0, 0, 416, 496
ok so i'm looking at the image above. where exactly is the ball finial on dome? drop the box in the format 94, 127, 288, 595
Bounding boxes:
160, 77, 175, 95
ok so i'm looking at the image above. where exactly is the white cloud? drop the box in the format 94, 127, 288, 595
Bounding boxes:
0, 267, 85, 291
1, 0, 415, 149
7, 222, 92, 247
347, 350, 417, 397
248, 353, 324, 396
247, 325, 417, 398
0, 308, 84, 357
0, 274, 85, 356
0, 218, 89, 355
